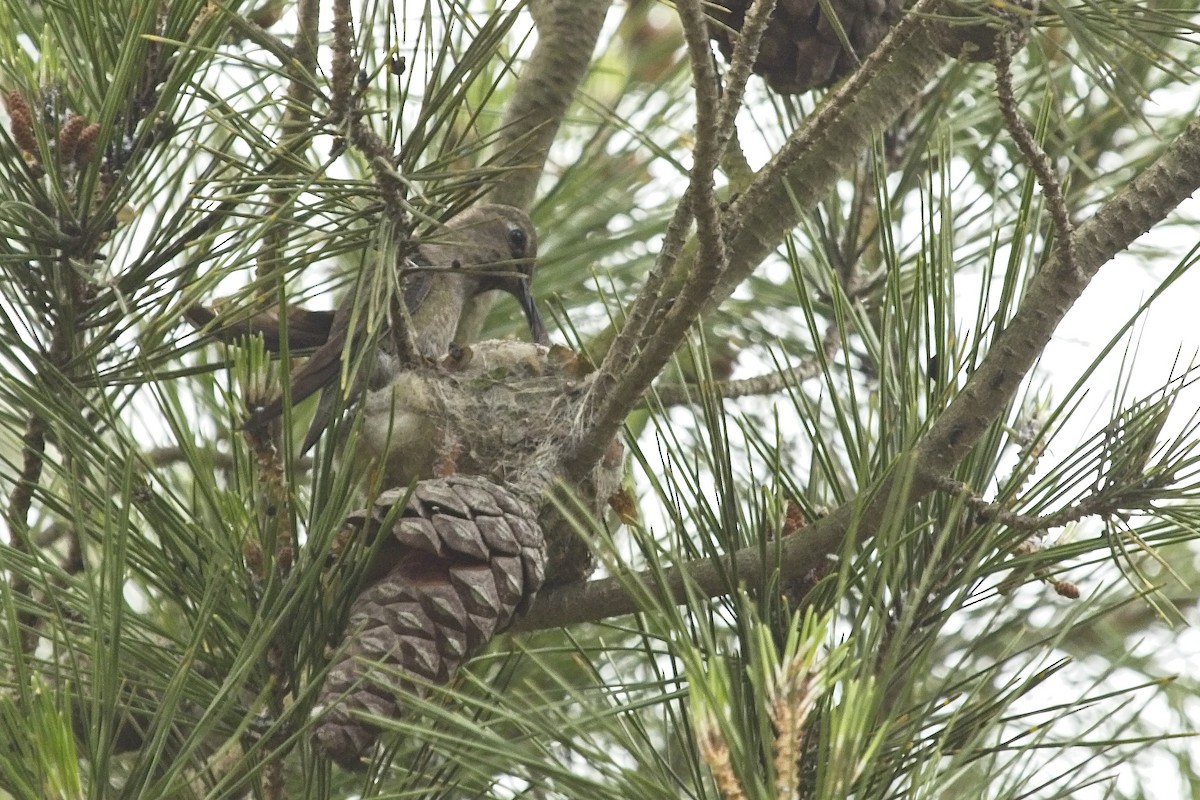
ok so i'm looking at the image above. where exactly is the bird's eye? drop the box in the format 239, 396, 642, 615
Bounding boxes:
507, 225, 528, 257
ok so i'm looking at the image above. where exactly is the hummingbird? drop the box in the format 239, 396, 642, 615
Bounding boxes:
242, 204, 550, 452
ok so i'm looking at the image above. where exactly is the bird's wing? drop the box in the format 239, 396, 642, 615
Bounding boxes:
185, 304, 337, 351
244, 252, 430, 441
295, 257, 432, 450
242, 241, 441, 445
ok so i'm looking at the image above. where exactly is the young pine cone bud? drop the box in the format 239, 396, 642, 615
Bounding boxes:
56, 114, 86, 164
73, 122, 101, 167
313, 474, 546, 769
4, 90, 38, 154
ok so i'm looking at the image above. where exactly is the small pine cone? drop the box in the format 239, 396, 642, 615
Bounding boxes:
314, 475, 546, 769
57, 114, 86, 164
4, 90, 38, 154
707, 0, 905, 94
74, 123, 101, 167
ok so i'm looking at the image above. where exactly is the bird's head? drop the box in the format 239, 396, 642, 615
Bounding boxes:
423, 204, 550, 346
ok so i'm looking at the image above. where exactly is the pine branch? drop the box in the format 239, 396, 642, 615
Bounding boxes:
559, 0, 953, 485
487, 1, 613, 210
515, 116, 1200, 632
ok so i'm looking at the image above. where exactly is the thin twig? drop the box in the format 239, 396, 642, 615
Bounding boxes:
143, 445, 239, 473
717, 0, 779, 139
930, 475, 1135, 532
328, 0, 420, 365
651, 362, 824, 407
329, 0, 406, 214
574, 0, 735, 485
256, 0, 320, 287
593, 0, 774, 397
677, 0, 726, 272
285, 0, 320, 137
652, 325, 840, 407
253, 5, 322, 783
993, 27, 1075, 277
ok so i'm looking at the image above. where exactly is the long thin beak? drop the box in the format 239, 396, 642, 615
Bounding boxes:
514, 281, 550, 346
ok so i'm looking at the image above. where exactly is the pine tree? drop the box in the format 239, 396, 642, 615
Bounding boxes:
2, 0, 1199, 797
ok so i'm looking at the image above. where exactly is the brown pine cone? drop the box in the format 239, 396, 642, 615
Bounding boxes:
707, 0, 905, 94
313, 475, 546, 770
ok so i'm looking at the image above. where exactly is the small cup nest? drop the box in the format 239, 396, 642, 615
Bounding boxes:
351, 340, 624, 581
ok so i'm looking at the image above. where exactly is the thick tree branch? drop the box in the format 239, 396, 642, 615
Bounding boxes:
514, 117, 1200, 631
487, 1, 612, 210
456, 0, 612, 340
560, 0, 950, 486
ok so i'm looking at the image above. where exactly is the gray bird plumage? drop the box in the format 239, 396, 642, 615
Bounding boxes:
242, 204, 549, 451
